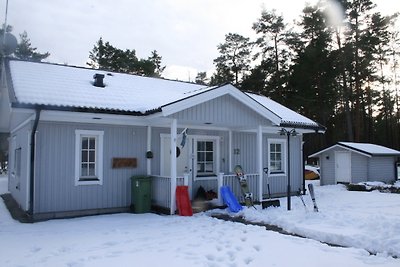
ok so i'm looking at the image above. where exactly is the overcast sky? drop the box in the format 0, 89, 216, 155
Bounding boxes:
1, 0, 398, 81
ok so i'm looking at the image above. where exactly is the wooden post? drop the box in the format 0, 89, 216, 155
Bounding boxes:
170, 119, 177, 215
218, 172, 224, 206
257, 125, 263, 202
146, 126, 152, 176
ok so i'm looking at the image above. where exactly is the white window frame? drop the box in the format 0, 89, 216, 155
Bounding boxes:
75, 130, 104, 186
194, 135, 220, 180
267, 138, 287, 176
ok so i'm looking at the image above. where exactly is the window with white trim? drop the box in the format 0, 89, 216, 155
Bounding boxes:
197, 140, 214, 175
75, 130, 104, 185
195, 137, 220, 177
268, 139, 286, 175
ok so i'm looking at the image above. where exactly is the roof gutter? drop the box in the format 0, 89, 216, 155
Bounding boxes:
28, 108, 41, 216
11, 102, 161, 116
280, 122, 326, 133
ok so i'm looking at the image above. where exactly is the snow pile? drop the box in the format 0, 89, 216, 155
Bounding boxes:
0, 176, 399, 266
225, 181, 400, 258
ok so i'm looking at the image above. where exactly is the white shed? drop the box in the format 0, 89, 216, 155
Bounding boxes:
309, 142, 400, 185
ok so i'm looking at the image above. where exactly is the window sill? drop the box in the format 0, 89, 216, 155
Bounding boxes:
75, 178, 102, 186
269, 172, 286, 177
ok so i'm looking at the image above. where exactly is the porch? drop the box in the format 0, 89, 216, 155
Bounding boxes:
151, 172, 273, 214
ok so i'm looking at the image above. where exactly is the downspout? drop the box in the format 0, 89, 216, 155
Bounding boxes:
302, 142, 306, 195
28, 108, 41, 215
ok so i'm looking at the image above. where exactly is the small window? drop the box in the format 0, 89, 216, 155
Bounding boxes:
268, 139, 286, 175
75, 130, 104, 185
196, 140, 215, 176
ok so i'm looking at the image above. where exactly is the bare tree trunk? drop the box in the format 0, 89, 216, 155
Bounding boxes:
335, 28, 354, 141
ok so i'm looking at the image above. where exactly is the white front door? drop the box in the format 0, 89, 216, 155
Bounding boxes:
161, 135, 191, 177
335, 151, 351, 183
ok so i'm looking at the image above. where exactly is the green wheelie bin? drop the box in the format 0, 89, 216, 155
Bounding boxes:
130, 176, 152, 213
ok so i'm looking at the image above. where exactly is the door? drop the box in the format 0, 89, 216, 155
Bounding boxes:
160, 135, 191, 177
335, 151, 351, 183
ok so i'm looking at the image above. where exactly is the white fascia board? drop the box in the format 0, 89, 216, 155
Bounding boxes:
162, 84, 282, 125
40, 110, 151, 126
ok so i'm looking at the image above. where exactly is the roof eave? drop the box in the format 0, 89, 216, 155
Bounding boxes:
11, 102, 161, 116
280, 121, 326, 133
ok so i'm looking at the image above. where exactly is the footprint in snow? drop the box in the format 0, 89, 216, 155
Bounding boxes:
206, 254, 215, 261
244, 257, 254, 265
30, 247, 41, 253
253, 245, 261, 251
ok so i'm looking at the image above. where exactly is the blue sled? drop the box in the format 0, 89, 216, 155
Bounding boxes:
220, 186, 242, 213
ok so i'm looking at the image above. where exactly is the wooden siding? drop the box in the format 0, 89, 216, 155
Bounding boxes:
8, 122, 31, 211
170, 95, 272, 127
33, 121, 305, 215
368, 157, 396, 183
350, 153, 368, 183
34, 121, 148, 214
232, 132, 257, 173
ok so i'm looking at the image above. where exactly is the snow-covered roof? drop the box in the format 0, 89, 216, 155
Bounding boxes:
247, 93, 322, 130
7, 60, 211, 114
5, 60, 323, 130
309, 142, 400, 158
338, 142, 400, 156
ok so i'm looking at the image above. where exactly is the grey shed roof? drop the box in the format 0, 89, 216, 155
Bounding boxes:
309, 142, 400, 158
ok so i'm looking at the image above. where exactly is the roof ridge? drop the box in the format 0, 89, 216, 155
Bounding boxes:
7, 58, 205, 86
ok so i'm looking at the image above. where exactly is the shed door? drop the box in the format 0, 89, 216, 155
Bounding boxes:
335, 151, 351, 183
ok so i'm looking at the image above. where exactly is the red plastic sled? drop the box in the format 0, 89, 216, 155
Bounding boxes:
176, 186, 193, 216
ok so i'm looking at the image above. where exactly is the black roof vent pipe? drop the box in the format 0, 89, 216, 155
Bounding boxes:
93, 73, 105, 87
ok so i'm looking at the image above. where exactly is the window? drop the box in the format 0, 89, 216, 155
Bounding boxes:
268, 139, 286, 175
75, 130, 104, 185
197, 140, 215, 176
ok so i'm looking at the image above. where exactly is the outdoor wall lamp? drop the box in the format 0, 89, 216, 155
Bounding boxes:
279, 128, 298, 211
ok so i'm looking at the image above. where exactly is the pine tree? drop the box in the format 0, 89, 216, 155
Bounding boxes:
148, 50, 165, 77
195, 72, 208, 85
251, 10, 292, 104
212, 33, 252, 86
13, 31, 50, 61
87, 38, 164, 77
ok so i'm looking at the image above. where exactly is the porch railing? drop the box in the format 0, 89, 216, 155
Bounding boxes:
151, 175, 186, 212
218, 173, 260, 206
151, 173, 262, 214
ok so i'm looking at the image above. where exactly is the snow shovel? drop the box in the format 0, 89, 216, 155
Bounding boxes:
262, 167, 281, 209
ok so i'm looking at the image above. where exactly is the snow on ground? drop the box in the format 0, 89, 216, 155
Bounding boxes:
0, 175, 399, 267
222, 181, 400, 258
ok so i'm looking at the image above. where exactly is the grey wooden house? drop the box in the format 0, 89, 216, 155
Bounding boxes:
0, 59, 324, 220
309, 142, 400, 185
